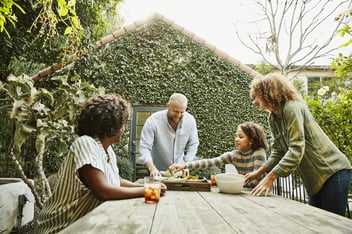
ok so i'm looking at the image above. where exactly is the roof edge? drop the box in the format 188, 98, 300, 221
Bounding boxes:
31, 13, 261, 81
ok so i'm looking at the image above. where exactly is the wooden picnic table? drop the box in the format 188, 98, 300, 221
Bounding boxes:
59, 188, 352, 234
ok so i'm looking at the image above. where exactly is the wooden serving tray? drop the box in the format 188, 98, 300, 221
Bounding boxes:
163, 180, 211, 192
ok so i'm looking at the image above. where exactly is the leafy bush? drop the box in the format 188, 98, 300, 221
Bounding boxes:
0, 20, 268, 204
116, 157, 133, 181
0, 74, 104, 207
306, 89, 352, 164
72, 20, 269, 161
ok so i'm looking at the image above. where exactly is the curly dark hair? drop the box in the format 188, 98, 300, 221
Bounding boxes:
75, 94, 131, 138
238, 122, 269, 151
250, 73, 305, 112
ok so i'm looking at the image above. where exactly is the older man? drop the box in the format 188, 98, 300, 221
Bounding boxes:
139, 93, 199, 176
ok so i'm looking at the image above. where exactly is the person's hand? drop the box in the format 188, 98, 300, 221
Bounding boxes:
149, 168, 160, 177
160, 183, 167, 196
250, 172, 278, 197
145, 162, 160, 177
244, 166, 266, 187
168, 163, 185, 173
244, 171, 260, 186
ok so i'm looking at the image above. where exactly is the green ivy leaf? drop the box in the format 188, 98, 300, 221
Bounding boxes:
34, 88, 54, 105
14, 123, 36, 152
64, 26, 73, 35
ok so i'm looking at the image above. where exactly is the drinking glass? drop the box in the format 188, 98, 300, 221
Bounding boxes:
144, 177, 161, 204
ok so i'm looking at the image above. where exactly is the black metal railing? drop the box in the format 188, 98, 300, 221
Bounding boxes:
272, 171, 308, 203
271, 171, 351, 218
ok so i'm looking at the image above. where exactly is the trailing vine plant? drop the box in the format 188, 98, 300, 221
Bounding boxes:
0, 74, 103, 207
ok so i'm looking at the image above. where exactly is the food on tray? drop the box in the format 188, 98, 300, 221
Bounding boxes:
183, 175, 206, 181
161, 174, 206, 183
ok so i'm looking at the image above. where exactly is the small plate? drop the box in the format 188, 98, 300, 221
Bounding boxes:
160, 170, 183, 177
160, 170, 172, 177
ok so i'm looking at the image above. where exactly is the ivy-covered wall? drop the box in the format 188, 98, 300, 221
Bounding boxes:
73, 20, 268, 161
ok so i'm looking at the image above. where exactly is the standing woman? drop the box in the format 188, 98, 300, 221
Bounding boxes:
169, 122, 269, 188
245, 73, 352, 216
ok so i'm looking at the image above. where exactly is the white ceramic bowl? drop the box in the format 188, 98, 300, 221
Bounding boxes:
215, 173, 245, 194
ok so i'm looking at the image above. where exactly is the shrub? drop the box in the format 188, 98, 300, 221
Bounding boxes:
306, 89, 352, 164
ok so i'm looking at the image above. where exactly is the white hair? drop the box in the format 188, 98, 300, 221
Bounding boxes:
167, 93, 188, 105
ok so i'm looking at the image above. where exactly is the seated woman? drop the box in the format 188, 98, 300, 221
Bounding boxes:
36, 94, 166, 234
169, 122, 269, 188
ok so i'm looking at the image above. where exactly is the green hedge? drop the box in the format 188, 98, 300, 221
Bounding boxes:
72, 20, 268, 161
0, 20, 268, 180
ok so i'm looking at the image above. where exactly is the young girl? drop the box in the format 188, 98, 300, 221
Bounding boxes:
169, 122, 268, 188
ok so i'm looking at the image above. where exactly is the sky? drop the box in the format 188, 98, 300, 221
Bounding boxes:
119, 0, 350, 65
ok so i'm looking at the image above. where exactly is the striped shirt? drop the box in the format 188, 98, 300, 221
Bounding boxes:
36, 136, 120, 234
185, 148, 266, 188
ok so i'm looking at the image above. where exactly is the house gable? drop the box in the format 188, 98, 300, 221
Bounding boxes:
31, 13, 268, 168
31, 13, 260, 81
66, 13, 268, 162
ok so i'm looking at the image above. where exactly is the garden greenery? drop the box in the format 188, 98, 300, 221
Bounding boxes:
71, 20, 269, 165
0, 0, 123, 80
1, 18, 351, 207
0, 74, 104, 207
0, 19, 268, 204
307, 89, 352, 165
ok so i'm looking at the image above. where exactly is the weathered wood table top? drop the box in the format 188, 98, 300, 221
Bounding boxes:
60, 188, 352, 234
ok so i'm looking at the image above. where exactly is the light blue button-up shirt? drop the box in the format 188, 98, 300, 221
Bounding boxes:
139, 109, 199, 171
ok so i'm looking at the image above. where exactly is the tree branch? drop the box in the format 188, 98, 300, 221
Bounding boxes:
235, 0, 350, 75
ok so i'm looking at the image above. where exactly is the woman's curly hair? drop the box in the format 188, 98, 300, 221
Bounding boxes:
238, 122, 269, 151
76, 94, 131, 138
250, 73, 305, 112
